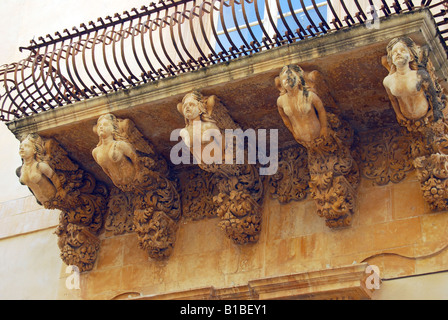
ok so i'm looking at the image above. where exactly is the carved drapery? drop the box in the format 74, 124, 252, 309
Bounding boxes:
177, 91, 264, 244
18, 134, 107, 272
93, 114, 181, 259
276, 65, 359, 228
383, 36, 448, 210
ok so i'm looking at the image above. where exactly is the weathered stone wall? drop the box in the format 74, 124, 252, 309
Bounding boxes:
68, 171, 448, 299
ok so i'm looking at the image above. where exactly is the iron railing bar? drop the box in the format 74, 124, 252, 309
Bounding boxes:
23, 0, 197, 51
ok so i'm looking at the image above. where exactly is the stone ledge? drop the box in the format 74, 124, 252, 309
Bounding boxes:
131, 263, 376, 300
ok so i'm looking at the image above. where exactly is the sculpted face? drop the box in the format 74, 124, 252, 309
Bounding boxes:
391, 41, 412, 67
182, 95, 202, 121
96, 116, 114, 138
279, 67, 298, 92
19, 138, 35, 160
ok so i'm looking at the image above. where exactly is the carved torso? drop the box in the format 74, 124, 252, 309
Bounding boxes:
278, 93, 321, 143
384, 70, 429, 120
92, 140, 136, 186
182, 120, 225, 164
20, 162, 56, 203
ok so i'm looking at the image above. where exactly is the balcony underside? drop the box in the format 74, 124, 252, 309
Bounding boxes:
6, 10, 448, 188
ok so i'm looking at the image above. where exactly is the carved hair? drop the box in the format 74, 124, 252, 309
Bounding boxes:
94, 113, 128, 146
386, 37, 419, 74
278, 65, 309, 98
22, 133, 48, 162
178, 90, 216, 125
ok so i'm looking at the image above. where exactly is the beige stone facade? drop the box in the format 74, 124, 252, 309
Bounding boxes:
1, 1, 448, 302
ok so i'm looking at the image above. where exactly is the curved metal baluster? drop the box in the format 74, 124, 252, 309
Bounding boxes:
64, 34, 86, 100
30, 47, 50, 111
275, 0, 294, 41
177, 4, 202, 66
71, 38, 93, 98
231, 0, 251, 52
219, 0, 240, 56
285, 0, 307, 38
310, 0, 331, 31
209, 0, 230, 60
3, 63, 26, 118
338, 0, 356, 25
140, 15, 159, 79
149, 17, 170, 77
89, 25, 112, 93
188, 3, 211, 64
325, 0, 343, 29
81, 29, 102, 96
264, 0, 283, 43
240, 0, 262, 48
198, 1, 220, 61
46, 40, 73, 104
168, 9, 190, 70
159, 15, 180, 74
102, 26, 123, 89
254, 0, 274, 46
38, 45, 60, 108
111, 18, 132, 86
299, 0, 320, 34
19, 55, 42, 112
131, 17, 151, 80
120, 17, 141, 85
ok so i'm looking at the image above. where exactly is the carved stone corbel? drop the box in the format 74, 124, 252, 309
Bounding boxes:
276, 65, 359, 228
92, 114, 181, 259
18, 133, 107, 272
177, 91, 264, 244
383, 36, 448, 210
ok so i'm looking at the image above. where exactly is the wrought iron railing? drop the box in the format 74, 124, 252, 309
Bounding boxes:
0, 0, 447, 121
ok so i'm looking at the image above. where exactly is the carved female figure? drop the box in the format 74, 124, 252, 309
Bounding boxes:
383, 37, 443, 124
19, 133, 64, 204
276, 65, 328, 145
177, 90, 225, 164
92, 113, 139, 187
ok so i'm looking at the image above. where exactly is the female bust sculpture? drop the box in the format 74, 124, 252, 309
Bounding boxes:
92, 113, 139, 187
19, 133, 64, 204
177, 91, 225, 164
383, 36, 444, 125
276, 65, 328, 146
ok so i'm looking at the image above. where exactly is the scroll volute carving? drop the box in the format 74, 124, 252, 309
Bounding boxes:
383, 36, 448, 210
92, 114, 181, 259
275, 65, 359, 228
177, 91, 264, 244
18, 133, 107, 272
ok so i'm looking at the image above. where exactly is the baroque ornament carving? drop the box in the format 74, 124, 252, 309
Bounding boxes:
354, 127, 415, 186
269, 145, 310, 203
276, 65, 359, 228
177, 91, 264, 244
93, 114, 181, 259
383, 36, 448, 210
18, 133, 107, 272
104, 187, 135, 236
181, 168, 216, 221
